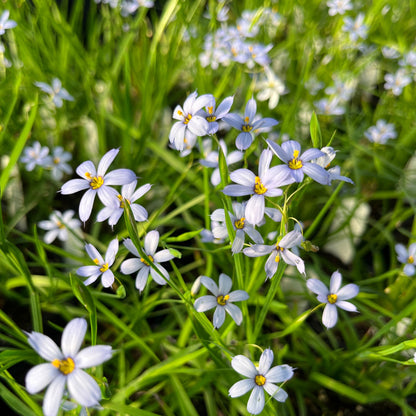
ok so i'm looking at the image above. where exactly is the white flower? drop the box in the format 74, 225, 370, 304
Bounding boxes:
244, 230, 305, 278
229, 348, 294, 415
327, 0, 353, 16
342, 13, 368, 42
395, 243, 416, 276
194, 274, 249, 328
20, 141, 50, 171
97, 180, 151, 226
306, 270, 359, 328
384, 69, 411, 96
120, 231, 175, 292
38, 210, 81, 244
77, 239, 119, 287
0, 10, 17, 35
47, 147, 73, 181
35, 78, 74, 108
256, 66, 286, 109
25, 318, 112, 416
364, 119, 397, 144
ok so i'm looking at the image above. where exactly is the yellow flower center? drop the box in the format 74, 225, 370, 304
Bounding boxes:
56, 220, 65, 229
409, 256, 414, 264
184, 114, 192, 124
288, 150, 303, 170
53, 157, 60, 165
255, 374, 266, 386
100, 263, 109, 272
52, 357, 75, 375
327, 293, 338, 304
207, 115, 217, 122
207, 106, 214, 114
254, 176, 267, 195
234, 217, 245, 229
140, 255, 154, 266
85, 172, 104, 190
216, 294, 230, 306
117, 194, 130, 209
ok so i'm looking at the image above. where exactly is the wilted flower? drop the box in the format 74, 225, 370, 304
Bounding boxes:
223, 149, 294, 225
395, 243, 416, 276
25, 318, 112, 416
267, 139, 330, 185
38, 210, 81, 244
223, 97, 278, 150
169, 91, 212, 151
35, 78, 74, 108
229, 348, 294, 415
244, 230, 305, 278
306, 270, 359, 328
194, 274, 249, 328
120, 232, 175, 292
60, 148, 136, 222
0, 10, 17, 35
20, 141, 50, 171
77, 239, 119, 287
364, 120, 397, 144
97, 180, 151, 226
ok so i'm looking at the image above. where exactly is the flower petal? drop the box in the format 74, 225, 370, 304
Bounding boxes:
67, 369, 101, 407
231, 355, 257, 378
200, 275, 219, 296
322, 303, 338, 328
27, 332, 63, 362
336, 283, 359, 300
336, 300, 358, 312
228, 290, 249, 302
265, 364, 294, 383
61, 318, 87, 357
245, 194, 265, 225
75, 345, 113, 368
306, 279, 328, 296
150, 264, 170, 285
263, 382, 288, 402
330, 271, 342, 293
79, 189, 96, 222
194, 295, 217, 312
228, 378, 256, 398
247, 385, 265, 415
230, 169, 256, 187
104, 168, 136, 186
144, 230, 159, 256
218, 273, 232, 294
101, 269, 115, 287
153, 249, 174, 263
120, 258, 142, 274
25, 363, 59, 394
135, 267, 150, 292
258, 348, 274, 375
42, 375, 66, 416
213, 306, 226, 328
224, 303, 243, 325
97, 148, 119, 177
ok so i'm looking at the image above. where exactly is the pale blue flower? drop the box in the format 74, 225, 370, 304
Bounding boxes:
194, 274, 249, 328
229, 348, 294, 415
38, 210, 81, 244
314, 97, 345, 115
384, 69, 411, 96
307, 271, 359, 329
223, 98, 278, 150
342, 13, 368, 42
395, 243, 416, 276
77, 239, 119, 287
25, 318, 112, 416
197, 95, 234, 135
200, 139, 243, 186
120, 232, 175, 292
169, 91, 213, 151
121, 0, 154, 16
364, 120, 397, 144
35, 78, 74, 108
60, 148, 136, 222
211, 202, 263, 253
327, 0, 353, 16
0, 10, 17, 35
20, 141, 50, 171
97, 180, 150, 226
47, 147, 73, 181
223, 149, 294, 225
312, 147, 354, 185
243, 230, 305, 278
267, 139, 330, 185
